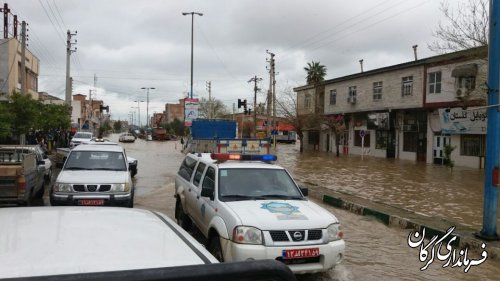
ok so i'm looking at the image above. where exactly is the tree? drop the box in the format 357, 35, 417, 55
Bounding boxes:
9, 92, 39, 137
276, 86, 323, 153
36, 103, 71, 132
0, 101, 13, 139
113, 120, 123, 132
304, 61, 327, 86
322, 114, 346, 157
197, 97, 230, 119
170, 118, 185, 136
428, 0, 488, 53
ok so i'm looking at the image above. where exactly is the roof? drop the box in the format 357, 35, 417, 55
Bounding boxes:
0, 207, 218, 278
293, 46, 488, 91
72, 144, 124, 152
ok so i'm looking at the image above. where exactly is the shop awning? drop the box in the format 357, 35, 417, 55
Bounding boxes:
451, 63, 478, 77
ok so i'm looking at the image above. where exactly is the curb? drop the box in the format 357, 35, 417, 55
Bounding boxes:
322, 193, 500, 260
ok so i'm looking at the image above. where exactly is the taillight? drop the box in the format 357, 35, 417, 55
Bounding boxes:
18, 175, 26, 193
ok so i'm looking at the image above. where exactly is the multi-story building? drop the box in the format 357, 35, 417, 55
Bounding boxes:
38, 92, 64, 105
294, 46, 487, 169
164, 99, 185, 123
71, 94, 104, 132
0, 38, 40, 100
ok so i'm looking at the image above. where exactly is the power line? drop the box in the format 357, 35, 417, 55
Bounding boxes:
37, 0, 65, 45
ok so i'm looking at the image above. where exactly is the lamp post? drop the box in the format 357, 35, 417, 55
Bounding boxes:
140, 88, 155, 128
133, 100, 143, 128
182, 12, 203, 99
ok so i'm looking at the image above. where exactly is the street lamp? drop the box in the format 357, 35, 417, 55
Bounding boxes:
182, 12, 203, 99
140, 88, 155, 128
133, 100, 144, 128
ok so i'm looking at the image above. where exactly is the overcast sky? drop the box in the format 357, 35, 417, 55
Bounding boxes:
11, 0, 451, 124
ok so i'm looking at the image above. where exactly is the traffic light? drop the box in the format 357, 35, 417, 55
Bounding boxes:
248, 108, 252, 115
100, 105, 109, 113
238, 99, 247, 109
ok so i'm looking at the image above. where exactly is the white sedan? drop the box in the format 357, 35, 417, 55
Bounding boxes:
0, 207, 296, 280
119, 132, 136, 143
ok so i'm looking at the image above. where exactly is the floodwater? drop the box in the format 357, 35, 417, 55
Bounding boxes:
275, 144, 490, 230
109, 135, 500, 280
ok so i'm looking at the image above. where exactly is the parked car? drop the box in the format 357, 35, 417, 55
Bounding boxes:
69, 131, 93, 148
174, 153, 345, 274
119, 132, 136, 142
50, 144, 134, 207
0, 207, 296, 280
0, 146, 46, 205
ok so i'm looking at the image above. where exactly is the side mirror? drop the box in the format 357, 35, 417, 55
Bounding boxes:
201, 186, 215, 201
299, 186, 308, 197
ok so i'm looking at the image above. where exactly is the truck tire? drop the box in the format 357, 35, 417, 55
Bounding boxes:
34, 183, 45, 199
208, 235, 224, 262
175, 199, 192, 231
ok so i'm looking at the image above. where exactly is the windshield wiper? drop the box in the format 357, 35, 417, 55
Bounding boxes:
64, 167, 87, 170
94, 168, 125, 171
221, 195, 267, 201
261, 194, 303, 200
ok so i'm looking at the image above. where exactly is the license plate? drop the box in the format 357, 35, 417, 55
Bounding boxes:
282, 248, 320, 259
78, 199, 104, 206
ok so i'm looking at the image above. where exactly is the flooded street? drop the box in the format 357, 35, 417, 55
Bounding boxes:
107, 134, 500, 280
275, 144, 489, 230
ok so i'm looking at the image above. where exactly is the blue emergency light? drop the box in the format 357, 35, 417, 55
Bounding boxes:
211, 154, 277, 161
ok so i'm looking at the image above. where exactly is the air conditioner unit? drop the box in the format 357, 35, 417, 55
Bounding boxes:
402, 125, 413, 131
348, 96, 357, 104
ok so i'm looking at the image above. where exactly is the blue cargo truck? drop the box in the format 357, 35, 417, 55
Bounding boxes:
186, 119, 270, 154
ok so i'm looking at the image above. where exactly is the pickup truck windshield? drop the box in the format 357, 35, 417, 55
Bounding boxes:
218, 168, 303, 201
65, 151, 127, 171
73, 132, 93, 139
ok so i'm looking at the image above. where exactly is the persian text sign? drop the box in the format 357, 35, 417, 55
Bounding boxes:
407, 226, 488, 272
438, 107, 487, 134
184, 98, 199, 127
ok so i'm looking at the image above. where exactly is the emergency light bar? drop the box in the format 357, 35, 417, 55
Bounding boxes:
211, 153, 277, 162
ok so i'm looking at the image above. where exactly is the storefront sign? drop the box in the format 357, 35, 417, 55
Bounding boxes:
438, 107, 487, 134
184, 98, 199, 127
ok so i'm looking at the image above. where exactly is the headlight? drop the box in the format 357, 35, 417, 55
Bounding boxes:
326, 223, 343, 242
53, 183, 72, 192
232, 226, 263, 245
110, 183, 130, 192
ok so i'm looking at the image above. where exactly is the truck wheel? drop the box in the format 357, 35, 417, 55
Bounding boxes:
128, 190, 134, 208
175, 200, 192, 231
35, 183, 45, 199
208, 235, 224, 262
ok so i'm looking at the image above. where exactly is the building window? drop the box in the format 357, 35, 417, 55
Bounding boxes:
375, 131, 387, 149
402, 76, 413, 96
403, 132, 418, 152
329, 89, 337, 105
348, 86, 357, 103
304, 94, 311, 109
457, 76, 476, 90
460, 135, 485, 156
428, 71, 442, 94
373, 81, 382, 101
354, 130, 370, 147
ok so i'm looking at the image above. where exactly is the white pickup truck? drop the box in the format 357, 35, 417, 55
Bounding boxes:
174, 153, 345, 275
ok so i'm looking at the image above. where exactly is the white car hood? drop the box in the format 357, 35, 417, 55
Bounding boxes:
225, 200, 339, 230
57, 170, 129, 183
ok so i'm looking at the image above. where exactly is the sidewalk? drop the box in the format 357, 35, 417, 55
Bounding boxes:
314, 186, 500, 260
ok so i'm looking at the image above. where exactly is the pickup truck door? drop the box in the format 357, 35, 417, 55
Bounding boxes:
198, 166, 216, 235
187, 162, 207, 226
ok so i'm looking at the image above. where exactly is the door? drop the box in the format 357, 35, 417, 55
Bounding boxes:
187, 162, 206, 225
198, 166, 216, 235
417, 132, 427, 162
433, 135, 450, 165
386, 130, 396, 158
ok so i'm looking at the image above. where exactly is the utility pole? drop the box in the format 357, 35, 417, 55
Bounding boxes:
206, 81, 212, 119
141, 87, 155, 128
20, 21, 26, 95
65, 30, 77, 106
2, 3, 9, 39
478, 0, 500, 240
248, 76, 262, 138
272, 57, 277, 148
266, 50, 275, 138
